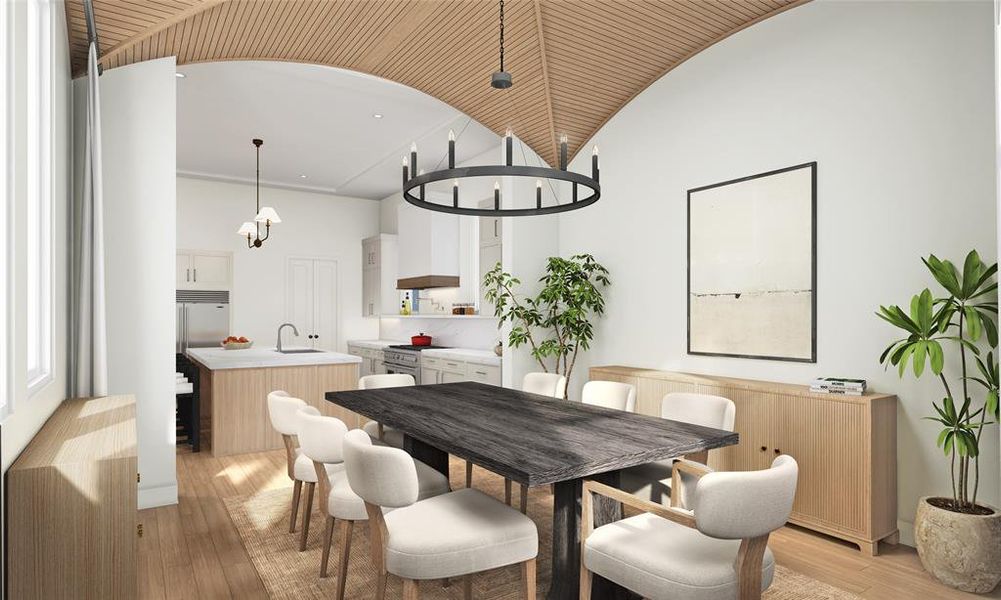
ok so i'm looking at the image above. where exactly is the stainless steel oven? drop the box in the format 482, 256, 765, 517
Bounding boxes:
383, 345, 447, 385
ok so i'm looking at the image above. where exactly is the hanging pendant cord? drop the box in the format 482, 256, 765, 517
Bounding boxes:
255, 143, 261, 239
498, 0, 505, 72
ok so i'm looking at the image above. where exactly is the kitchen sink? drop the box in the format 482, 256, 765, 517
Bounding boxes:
277, 349, 324, 354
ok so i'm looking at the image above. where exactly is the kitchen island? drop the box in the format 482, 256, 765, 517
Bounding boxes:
187, 347, 362, 456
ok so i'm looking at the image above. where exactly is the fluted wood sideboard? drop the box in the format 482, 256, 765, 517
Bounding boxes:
590, 366, 898, 555
6, 395, 138, 598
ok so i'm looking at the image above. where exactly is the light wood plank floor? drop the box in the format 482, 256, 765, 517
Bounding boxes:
139, 448, 1001, 599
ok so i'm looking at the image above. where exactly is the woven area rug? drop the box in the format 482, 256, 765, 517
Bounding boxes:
223, 458, 860, 599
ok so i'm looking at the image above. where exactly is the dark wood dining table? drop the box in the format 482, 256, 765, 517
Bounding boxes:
326, 381, 738, 600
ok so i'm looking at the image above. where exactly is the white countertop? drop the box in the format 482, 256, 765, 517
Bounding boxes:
422, 347, 502, 367
346, 340, 405, 350
186, 346, 362, 370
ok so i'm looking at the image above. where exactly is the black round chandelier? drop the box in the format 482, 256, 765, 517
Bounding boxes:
401, 0, 601, 218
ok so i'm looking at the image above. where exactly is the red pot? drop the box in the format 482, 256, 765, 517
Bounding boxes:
411, 333, 432, 346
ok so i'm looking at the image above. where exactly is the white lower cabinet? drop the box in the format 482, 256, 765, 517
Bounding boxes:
347, 345, 385, 378
420, 355, 500, 386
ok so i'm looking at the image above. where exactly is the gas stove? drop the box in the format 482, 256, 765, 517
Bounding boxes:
383, 345, 450, 384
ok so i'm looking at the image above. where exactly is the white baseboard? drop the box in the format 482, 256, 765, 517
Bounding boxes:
139, 482, 178, 509
897, 519, 915, 547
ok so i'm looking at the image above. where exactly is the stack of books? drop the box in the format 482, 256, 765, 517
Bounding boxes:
810, 377, 866, 396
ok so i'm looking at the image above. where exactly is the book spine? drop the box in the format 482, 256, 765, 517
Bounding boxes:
810, 387, 863, 396
811, 381, 866, 390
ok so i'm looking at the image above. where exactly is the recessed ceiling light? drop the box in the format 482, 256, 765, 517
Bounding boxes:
175, 72, 186, 78
299, 174, 308, 179
372, 113, 383, 119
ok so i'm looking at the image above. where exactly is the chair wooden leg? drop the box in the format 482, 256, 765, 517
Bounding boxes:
335, 520, 354, 600
578, 561, 591, 600
462, 575, 473, 600
519, 484, 528, 514
504, 478, 512, 505
522, 558, 537, 600
299, 482, 315, 551
465, 461, 474, 488
375, 572, 388, 600
289, 480, 303, 533
402, 578, 420, 600
320, 516, 335, 577
736, 535, 769, 600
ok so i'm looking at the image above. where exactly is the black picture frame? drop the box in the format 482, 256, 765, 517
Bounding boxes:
686, 161, 817, 363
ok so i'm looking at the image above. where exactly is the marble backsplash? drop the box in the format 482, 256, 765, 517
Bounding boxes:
378, 316, 501, 350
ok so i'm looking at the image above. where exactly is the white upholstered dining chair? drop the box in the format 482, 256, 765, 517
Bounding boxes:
360, 373, 415, 449
581, 455, 799, 600
619, 392, 736, 504
266, 391, 321, 550
298, 413, 450, 598
343, 429, 539, 600
581, 380, 636, 412
465, 372, 567, 513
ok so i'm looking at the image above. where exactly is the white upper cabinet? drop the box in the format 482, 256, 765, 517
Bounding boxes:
397, 202, 459, 286
177, 250, 232, 290
361, 234, 399, 317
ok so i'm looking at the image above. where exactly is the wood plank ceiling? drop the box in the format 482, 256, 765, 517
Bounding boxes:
65, 0, 806, 166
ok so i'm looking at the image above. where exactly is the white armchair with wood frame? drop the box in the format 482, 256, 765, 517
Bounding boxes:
360, 373, 416, 448
580, 455, 798, 600
343, 429, 539, 600
266, 391, 321, 550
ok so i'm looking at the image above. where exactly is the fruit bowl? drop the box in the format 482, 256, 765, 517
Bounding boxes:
221, 337, 252, 350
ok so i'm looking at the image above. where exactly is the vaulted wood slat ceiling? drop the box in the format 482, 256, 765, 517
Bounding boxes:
66, 0, 806, 166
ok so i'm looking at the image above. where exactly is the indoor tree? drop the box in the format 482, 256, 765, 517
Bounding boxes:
483, 254, 610, 400
877, 250, 998, 512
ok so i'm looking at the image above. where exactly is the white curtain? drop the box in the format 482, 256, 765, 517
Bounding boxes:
69, 42, 107, 397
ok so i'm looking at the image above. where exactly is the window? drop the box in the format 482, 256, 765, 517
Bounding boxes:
26, 0, 53, 395
0, 0, 9, 416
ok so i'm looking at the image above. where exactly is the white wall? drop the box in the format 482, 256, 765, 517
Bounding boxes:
84, 57, 178, 508
177, 177, 381, 349
558, 0, 997, 543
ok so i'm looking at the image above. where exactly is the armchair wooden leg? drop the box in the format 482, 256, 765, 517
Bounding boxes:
736, 534, 769, 600
462, 575, 473, 600
403, 578, 420, 600
519, 484, 528, 514
320, 516, 335, 577
522, 558, 537, 600
465, 461, 474, 488
335, 520, 354, 600
299, 482, 315, 551
289, 480, 303, 533
505, 478, 513, 505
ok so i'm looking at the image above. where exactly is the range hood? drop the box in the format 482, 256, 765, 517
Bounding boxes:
396, 202, 460, 290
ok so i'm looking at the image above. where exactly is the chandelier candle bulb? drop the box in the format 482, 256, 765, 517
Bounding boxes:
505, 129, 513, 166
402, 156, 409, 185
494, 180, 501, 210
448, 129, 455, 168
559, 134, 568, 170
536, 179, 542, 209
453, 179, 459, 207
410, 142, 417, 177
592, 145, 599, 181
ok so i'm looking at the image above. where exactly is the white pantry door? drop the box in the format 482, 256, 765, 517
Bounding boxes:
286, 258, 338, 350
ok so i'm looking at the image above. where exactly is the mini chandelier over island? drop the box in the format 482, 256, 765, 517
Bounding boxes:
402, 129, 600, 217
237, 138, 281, 248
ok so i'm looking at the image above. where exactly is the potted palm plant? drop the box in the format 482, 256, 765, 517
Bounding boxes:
877, 250, 1001, 593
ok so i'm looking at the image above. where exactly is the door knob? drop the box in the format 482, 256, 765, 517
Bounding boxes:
774, 448, 781, 454
760, 446, 767, 452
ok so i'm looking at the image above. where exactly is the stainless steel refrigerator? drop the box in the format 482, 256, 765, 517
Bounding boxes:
176, 290, 230, 353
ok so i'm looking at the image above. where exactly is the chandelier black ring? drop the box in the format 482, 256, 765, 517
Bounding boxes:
402, 165, 600, 217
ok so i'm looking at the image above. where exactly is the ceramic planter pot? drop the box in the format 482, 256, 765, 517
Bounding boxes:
914, 496, 1001, 593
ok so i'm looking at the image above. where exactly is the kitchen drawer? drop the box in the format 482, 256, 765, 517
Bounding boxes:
440, 358, 465, 373
422, 357, 442, 368
467, 364, 501, 386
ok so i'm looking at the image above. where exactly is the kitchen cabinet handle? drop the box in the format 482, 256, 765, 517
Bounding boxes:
493, 220, 497, 238
193, 269, 197, 282
186, 268, 190, 282
774, 448, 781, 454
446, 362, 459, 367
760, 446, 767, 452
475, 370, 487, 376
